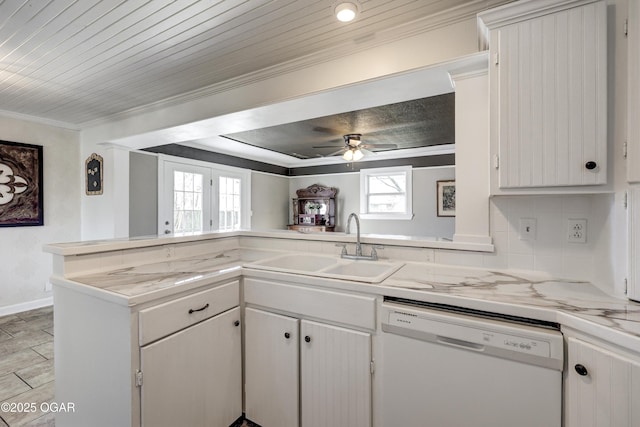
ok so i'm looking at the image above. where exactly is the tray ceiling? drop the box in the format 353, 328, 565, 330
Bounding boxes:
221, 93, 455, 159
0, 0, 506, 126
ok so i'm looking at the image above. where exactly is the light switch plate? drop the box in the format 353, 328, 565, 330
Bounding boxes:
519, 218, 537, 241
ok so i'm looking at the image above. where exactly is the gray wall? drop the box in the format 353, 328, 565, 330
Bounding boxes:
289, 166, 455, 238
251, 171, 290, 230
129, 160, 454, 238
129, 151, 158, 237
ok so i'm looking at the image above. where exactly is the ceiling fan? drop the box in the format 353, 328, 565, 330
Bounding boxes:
313, 134, 397, 161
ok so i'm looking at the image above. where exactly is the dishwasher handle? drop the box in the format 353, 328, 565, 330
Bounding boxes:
436, 335, 485, 352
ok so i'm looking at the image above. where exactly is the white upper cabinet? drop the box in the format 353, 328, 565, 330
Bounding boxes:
629, 0, 640, 183
479, 0, 607, 190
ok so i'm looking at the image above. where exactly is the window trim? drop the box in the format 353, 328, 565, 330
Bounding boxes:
359, 165, 413, 220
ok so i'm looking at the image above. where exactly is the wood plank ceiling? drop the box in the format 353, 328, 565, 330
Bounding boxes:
0, 0, 497, 127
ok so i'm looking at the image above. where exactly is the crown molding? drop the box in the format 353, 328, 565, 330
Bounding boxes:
0, 109, 80, 131
478, 0, 598, 29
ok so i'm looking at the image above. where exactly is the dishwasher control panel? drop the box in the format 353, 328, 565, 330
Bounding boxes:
387, 310, 551, 357
381, 303, 564, 370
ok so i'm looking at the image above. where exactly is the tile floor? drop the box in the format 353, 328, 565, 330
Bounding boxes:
0, 306, 55, 427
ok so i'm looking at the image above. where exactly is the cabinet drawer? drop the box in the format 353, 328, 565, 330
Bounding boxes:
139, 280, 239, 345
244, 278, 375, 330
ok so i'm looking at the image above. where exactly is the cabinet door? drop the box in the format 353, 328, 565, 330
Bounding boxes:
245, 308, 299, 427
629, 187, 640, 301
140, 307, 242, 427
629, 0, 640, 183
491, 0, 606, 188
300, 320, 371, 427
565, 337, 640, 427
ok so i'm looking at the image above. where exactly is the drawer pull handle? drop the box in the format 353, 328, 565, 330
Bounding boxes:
234, 320, 240, 327
284, 332, 291, 339
188, 303, 209, 314
304, 335, 311, 343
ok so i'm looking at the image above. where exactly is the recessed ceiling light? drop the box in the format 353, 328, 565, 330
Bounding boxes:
335, 2, 358, 22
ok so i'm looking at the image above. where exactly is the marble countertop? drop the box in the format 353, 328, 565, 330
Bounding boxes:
61, 248, 640, 353
383, 263, 640, 348
43, 229, 494, 255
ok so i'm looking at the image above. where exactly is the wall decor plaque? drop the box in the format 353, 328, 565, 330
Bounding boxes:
85, 153, 103, 195
437, 180, 456, 217
0, 140, 44, 227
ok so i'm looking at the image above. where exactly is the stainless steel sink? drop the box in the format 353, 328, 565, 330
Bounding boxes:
246, 253, 404, 283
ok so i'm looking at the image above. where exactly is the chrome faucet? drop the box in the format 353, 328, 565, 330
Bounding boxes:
339, 213, 381, 260
346, 213, 362, 256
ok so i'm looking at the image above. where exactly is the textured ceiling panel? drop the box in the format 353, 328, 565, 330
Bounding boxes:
0, 0, 507, 125
221, 93, 455, 159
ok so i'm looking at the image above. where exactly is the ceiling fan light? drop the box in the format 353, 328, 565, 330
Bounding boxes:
343, 149, 354, 161
335, 2, 358, 22
352, 148, 364, 161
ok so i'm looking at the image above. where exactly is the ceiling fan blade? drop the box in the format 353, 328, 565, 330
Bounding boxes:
360, 147, 375, 156
324, 148, 346, 157
312, 144, 343, 148
361, 143, 398, 149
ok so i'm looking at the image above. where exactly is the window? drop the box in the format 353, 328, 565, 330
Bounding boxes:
218, 176, 241, 231
360, 166, 413, 220
173, 171, 204, 233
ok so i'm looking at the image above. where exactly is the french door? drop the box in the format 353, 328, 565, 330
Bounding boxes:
160, 160, 212, 235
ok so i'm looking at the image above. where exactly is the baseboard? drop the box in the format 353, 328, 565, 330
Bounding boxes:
0, 297, 53, 317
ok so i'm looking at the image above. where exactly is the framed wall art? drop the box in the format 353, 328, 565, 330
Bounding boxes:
85, 153, 103, 195
437, 180, 456, 217
0, 140, 44, 227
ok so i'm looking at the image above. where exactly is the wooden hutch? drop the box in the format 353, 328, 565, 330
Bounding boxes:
288, 184, 337, 232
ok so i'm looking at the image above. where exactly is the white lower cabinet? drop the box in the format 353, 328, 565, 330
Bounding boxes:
565, 336, 640, 427
300, 319, 372, 427
245, 308, 300, 427
140, 307, 242, 427
53, 279, 241, 427
245, 307, 372, 427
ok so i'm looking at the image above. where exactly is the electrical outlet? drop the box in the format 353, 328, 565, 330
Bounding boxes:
567, 219, 587, 243
519, 218, 537, 241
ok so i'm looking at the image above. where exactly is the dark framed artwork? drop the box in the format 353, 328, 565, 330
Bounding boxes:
0, 140, 44, 227
85, 153, 103, 195
437, 180, 456, 217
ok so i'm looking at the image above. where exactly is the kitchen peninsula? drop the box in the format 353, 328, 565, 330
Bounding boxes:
45, 230, 640, 427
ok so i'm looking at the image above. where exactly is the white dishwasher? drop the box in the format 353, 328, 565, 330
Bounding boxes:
381, 298, 564, 427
